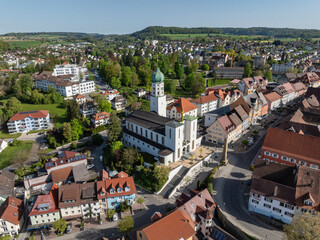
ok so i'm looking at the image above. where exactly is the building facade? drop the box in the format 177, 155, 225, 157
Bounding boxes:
7, 110, 50, 134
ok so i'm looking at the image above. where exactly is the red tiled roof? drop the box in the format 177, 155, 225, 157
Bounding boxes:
191, 94, 219, 105
9, 110, 49, 121
264, 92, 281, 103
93, 112, 110, 121
139, 209, 195, 240
105, 176, 136, 198
217, 115, 234, 133
263, 128, 320, 165
0, 196, 24, 225
29, 188, 59, 216
51, 167, 73, 183
74, 94, 85, 99
167, 98, 198, 113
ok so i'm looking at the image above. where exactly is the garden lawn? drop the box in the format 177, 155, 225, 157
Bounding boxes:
208, 79, 232, 87
0, 141, 33, 169
20, 103, 67, 129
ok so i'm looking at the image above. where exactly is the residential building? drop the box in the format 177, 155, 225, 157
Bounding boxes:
206, 115, 238, 144
111, 96, 127, 111
58, 183, 83, 220
73, 94, 86, 105
293, 72, 320, 88
0, 196, 24, 236
35, 71, 95, 97
191, 94, 219, 117
91, 112, 110, 127
214, 67, 244, 79
7, 110, 50, 134
274, 82, 296, 105
53, 64, 85, 77
0, 170, 16, 202
271, 62, 294, 73
292, 82, 307, 98
261, 128, 320, 169
166, 98, 197, 121
137, 208, 195, 240
205, 89, 242, 107
79, 182, 100, 219
248, 158, 320, 224
237, 76, 268, 95
253, 55, 266, 68
135, 88, 147, 98
29, 184, 60, 226
80, 101, 98, 117
102, 89, 120, 102
96, 171, 136, 210
264, 92, 282, 111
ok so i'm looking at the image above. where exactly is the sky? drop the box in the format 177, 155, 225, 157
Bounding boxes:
1, 0, 320, 35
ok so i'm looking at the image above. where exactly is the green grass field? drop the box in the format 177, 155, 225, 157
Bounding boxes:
19, 103, 67, 129
207, 79, 232, 87
161, 33, 271, 41
4, 40, 44, 48
0, 141, 33, 169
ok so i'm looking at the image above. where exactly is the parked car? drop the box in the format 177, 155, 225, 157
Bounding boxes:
87, 164, 95, 170
100, 155, 103, 161
66, 223, 72, 234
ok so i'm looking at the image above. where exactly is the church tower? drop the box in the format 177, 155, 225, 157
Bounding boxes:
150, 68, 166, 117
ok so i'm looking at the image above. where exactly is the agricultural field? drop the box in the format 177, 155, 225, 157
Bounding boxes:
0, 140, 33, 169
3, 40, 44, 48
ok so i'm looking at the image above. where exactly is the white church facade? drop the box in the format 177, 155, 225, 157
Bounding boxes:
122, 68, 202, 165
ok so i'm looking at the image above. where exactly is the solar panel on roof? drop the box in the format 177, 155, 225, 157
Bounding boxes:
213, 230, 226, 240
38, 203, 50, 208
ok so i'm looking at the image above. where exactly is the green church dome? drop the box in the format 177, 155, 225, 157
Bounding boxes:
151, 68, 164, 83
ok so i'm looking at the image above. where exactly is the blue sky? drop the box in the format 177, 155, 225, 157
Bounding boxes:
1, 0, 320, 34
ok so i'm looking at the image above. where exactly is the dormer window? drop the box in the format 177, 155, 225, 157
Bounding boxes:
110, 189, 115, 194
117, 188, 122, 193
100, 192, 105, 196
125, 186, 130, 192
304, 199, 313, 206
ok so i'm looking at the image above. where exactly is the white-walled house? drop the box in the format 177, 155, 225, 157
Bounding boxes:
191, 94, 219, 117
166, 98, 197, 121
0, 196, 24, 236
7, 110, 50, 134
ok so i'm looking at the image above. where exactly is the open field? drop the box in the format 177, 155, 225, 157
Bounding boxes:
207, 79, 232, 87
0, 141, 33, 169
4, 40, 44, 48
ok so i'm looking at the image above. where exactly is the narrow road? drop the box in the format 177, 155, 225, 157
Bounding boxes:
213, 134, 285, 240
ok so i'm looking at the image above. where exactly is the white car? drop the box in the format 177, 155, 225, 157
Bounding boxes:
100, 155, 103, 161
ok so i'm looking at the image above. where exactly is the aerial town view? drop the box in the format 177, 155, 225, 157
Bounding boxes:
0, 1, 320, 240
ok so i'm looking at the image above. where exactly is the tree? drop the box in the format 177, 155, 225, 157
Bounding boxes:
137, 197, 145, 209
6, 97, 21, 114
12, 149, 29, 166
244, 62, 252, 77
253, 70, 263, 77
31, 89, 43, 104
106, 209, 116, 221
0, 235, 10, 240
122, 147, 138, 173
92, 134, 103, 146
121, 66, 132, 86
61, 123, 72, 143
53, 218, 67, 234
108, 112, 122, 143
131, 71, 139, 88
70, 118, 83, 141
18, 74, 33, 91
207, 183, 213, 193
284, 213, 320, 240
287, 68, 298, 74
111, 77, 121, 89
98, 99, 111, 113
164, 79, 176, 94
174, 62, 184, 79
111, 141, 124, 154
66, 101, 81, 121
263, 70, 273, 81
201, 64, 210, 71
105, 62, 122, 82
118, 216, 134, 234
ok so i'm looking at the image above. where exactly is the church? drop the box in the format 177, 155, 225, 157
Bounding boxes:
122, 68, 202, 165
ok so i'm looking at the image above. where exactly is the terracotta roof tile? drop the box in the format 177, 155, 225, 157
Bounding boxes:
167, 98, 198, 113
9, 110, 49, 122
0, 196, 24, 225
51, 167, 73, 183
191, 94, 219, 105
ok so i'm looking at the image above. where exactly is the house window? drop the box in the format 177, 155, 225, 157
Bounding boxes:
272, 207, 282, 213
284, 212, 294, 217
263, 203, 271, 208
145, 130, 148, 137
281, 156, 288, 161
285, 204, 294, 210
264, 197, 273, 203
264, 151, 270, 156
272, 153, 279, 158
310, 164, 318, 169
252, 199, 259, 204
252, 193, 260, 198
289, 158, 296, 163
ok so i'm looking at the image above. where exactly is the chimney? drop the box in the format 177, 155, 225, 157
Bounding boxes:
273, 186, 278, 197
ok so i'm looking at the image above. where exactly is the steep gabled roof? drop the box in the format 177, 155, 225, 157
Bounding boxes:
0, 196, 24, 225
167, 98, 198, 113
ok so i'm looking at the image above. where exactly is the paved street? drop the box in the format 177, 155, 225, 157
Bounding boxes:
213, 133, 285, 240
